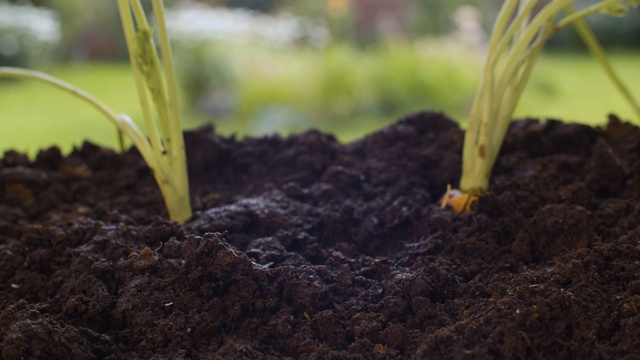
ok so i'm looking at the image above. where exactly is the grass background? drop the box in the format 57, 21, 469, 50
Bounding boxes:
0, 64, 145, 155
1, 50, 638, 156
515, 51, 640, 124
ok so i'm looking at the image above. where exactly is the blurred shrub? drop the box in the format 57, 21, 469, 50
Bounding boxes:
199, 39, 481, 138
49, 0, 124, 60
9, 0, 126, 61
316, 44, 370, 118
0, 3, 61, 67
232, 46, 316, 131
165, 3, 327, 130
173, 42, 236, 117
404, 0, 494, 39
368, 43, 430, 115
366, 41, 480, 120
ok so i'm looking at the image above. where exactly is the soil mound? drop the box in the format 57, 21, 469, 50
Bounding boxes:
1, 111, 639, 359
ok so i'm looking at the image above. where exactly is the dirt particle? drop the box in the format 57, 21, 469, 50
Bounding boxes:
374, 343, 389, 355
130, 246, 157, 270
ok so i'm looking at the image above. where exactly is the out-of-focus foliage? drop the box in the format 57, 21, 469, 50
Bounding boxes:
409, 0, 494, 36
201, 40, 481, 139
2, 0, 639, 145
173, 42, 236, 116
47, 0, 125, 60
0, 2, 61, 67
9, 0, 640, 63
550, 6, 640, 49
2, 0, 126, 60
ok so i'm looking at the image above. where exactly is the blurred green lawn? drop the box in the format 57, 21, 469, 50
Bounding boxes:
515, 51, 640, 124
0, 64, 147, 155
1, 51, 638, 156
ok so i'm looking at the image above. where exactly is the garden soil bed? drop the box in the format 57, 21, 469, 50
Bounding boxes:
1, 111, 640, 359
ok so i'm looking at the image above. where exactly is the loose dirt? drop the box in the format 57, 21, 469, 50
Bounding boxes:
1, 111, 639, 359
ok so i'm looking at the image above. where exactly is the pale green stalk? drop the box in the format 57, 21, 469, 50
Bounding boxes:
117, 0, 191, 223
460, 0, 573, 194
153, 0, 183, 159
117, 0, 164, 155
150, 0, 190, 225
460, 0, 639, 194
0, 1, 192, 223
130, 0, 173, 144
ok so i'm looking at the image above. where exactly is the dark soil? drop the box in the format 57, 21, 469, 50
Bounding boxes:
2, 111, 640, 359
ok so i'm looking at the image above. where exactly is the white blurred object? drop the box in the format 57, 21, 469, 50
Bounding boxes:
0, 3, 61, 65
165, 4, 330, 48
452, 5, 486, 50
